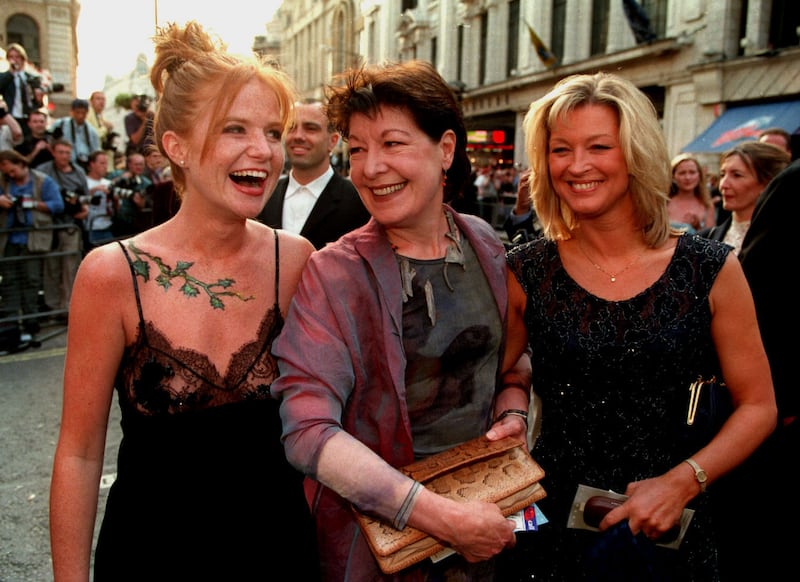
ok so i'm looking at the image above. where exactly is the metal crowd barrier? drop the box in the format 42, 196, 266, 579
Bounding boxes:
0, 222, 81, 346
476, 195, 517, 230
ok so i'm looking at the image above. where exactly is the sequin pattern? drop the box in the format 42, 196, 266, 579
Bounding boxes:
504, 233, 731, 581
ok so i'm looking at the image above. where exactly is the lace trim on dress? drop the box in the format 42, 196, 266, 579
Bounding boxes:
114, 232, 284, 415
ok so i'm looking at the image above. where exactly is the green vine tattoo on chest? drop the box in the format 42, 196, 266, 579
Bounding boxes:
127, 241, 254, 310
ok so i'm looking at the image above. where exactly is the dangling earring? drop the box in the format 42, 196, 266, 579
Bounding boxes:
441, 168, 447, 188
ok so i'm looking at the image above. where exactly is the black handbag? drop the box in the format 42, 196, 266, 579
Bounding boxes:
683, 375, 732, 449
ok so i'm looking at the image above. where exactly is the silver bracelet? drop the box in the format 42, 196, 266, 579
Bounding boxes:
393, 481, 423, 530
493, 408, 529, 426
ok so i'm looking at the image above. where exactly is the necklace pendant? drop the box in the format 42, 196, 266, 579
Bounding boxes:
610, 276, 616, 283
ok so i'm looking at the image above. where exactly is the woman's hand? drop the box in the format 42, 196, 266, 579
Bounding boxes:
683, 211, 702, 231
410, 492, 517, 562
447, 499, 517, 562
513, 169, 533, 216
598, 470, 693, 540
486, 411, 528, 443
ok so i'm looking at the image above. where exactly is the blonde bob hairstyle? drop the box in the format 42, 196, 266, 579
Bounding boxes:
523, 72, 674, 247
149, 21, 297, 198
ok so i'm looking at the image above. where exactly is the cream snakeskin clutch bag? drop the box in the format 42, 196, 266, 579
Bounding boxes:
353, 435, 546, 574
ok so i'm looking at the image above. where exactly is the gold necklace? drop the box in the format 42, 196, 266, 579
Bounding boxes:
577, 239, 646, 283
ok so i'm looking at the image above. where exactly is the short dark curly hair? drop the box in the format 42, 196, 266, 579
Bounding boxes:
325, 60, 470, 203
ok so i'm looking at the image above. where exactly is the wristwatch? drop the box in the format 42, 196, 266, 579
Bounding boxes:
684, 458, 707, 493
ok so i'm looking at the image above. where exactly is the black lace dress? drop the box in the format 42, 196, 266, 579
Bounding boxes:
499, 234, 731, 582
93, 238, 320, 581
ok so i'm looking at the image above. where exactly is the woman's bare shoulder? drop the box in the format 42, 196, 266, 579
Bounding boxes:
274, 229, 315, 263
78, 241, 131, 280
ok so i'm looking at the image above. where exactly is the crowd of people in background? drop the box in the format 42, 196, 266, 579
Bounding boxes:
0, 28, 797, 582
1, 41, 177, 343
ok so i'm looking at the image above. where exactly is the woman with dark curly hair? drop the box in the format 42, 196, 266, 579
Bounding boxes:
272, 60, 532, 581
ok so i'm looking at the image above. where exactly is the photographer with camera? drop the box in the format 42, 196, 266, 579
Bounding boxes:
15, 110, 53, 168
47, 99, 100, 172
108, 151, 152, 236
34, 139, 88, 316
124, 94, 155, 156
0, 148, 64, 335
83, 150, 116, 246
0, 43, 48, 139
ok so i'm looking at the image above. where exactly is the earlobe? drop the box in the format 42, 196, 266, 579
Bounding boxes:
161, 131, 186, 167
441, 130, 457, 169
328, 132, 340, 154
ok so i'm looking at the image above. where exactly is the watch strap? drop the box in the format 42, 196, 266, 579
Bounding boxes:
684, 458, 707, 493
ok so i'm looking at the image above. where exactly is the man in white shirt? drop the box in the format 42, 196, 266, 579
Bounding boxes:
257, 98, 369, 249
83, 150, 115, 246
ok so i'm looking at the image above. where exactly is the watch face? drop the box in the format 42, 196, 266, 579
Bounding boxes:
697, 470, 707, 482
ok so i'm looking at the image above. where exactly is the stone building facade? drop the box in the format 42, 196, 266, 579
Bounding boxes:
1, 0, 79, 118
269, 0, 800, 172
4, 0, 798, 174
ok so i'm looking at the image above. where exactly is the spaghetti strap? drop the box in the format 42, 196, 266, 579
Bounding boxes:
117, 241, 147, 336
273, 229, 280, 312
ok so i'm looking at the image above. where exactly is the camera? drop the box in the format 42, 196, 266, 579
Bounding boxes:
79, 193, 103, 206
45, 125, 64, 141
113, 187, 135, 199
136, 94, 152, 113
60, 189, 83, 205
26, 74, 64, 109
111, 177, 142, 199
102, 131, 121, 152
12, 196, 35, 209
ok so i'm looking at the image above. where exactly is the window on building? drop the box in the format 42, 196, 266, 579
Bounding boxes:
770, 0, 800, 48
457, 25, 464, 82
640, 84, 665, 121
402, 0, 418, 13
507, 0, 520, 75
737, 0, 748, 56
6, 13, 42, 68
369, 20, 376, 61
333, 13, 347, 74
591, 0, 610, 56
479, 12, 489, 85
552, 0, 566, 65
431, 36, 437, 66
641, 0, 667, 38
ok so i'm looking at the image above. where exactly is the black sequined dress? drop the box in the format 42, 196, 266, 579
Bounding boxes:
501, 234, 731, 581
93, 238, 319, 581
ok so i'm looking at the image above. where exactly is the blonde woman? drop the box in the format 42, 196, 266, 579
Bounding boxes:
668, 153, 716, 232
503, 72, 776, 580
